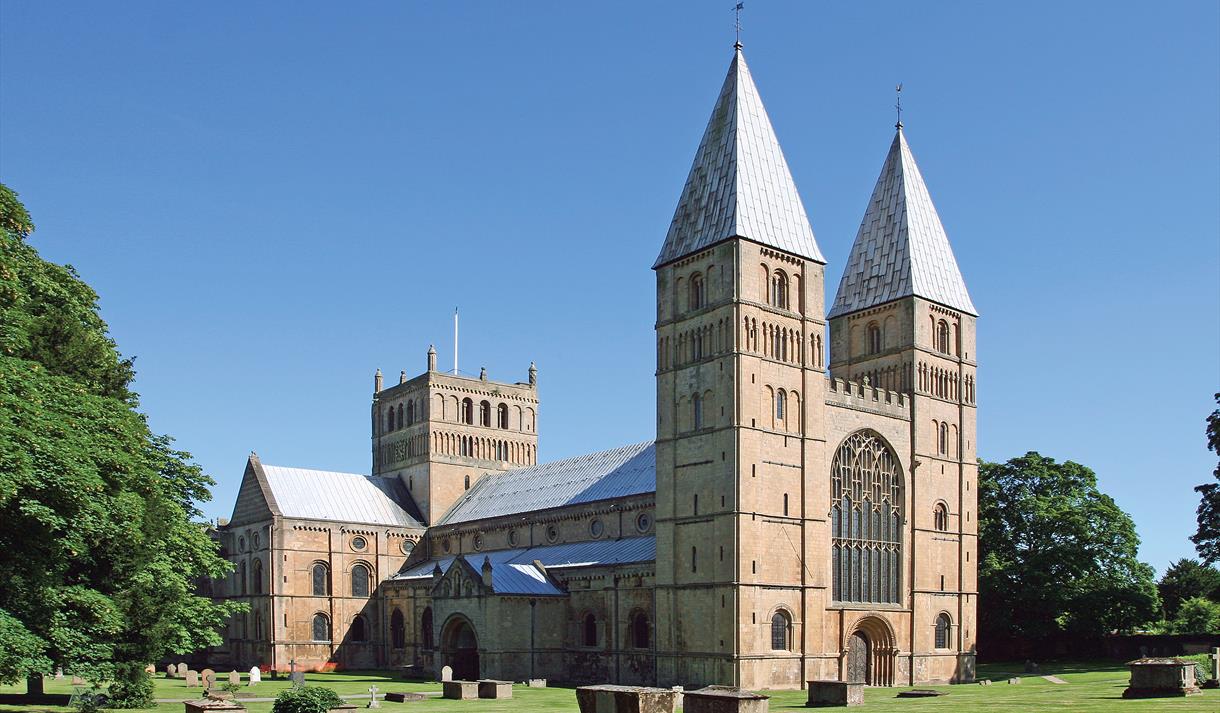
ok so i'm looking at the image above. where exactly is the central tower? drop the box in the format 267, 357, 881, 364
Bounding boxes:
652, 45, 828, 688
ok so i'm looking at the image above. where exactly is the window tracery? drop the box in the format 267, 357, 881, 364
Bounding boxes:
831, 431, 904, 604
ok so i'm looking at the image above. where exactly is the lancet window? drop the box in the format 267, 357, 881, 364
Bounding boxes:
831, 430, 904, 604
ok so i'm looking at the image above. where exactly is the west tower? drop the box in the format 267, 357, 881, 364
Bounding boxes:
828, 125, 978, 682
652, 45, 829, 688
371, 348, 539, 525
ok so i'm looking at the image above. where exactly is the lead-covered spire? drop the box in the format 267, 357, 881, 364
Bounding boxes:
829, 128, 977, 317
654, 47, 824, 269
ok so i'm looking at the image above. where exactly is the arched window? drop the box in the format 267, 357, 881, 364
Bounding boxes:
693, 393, 703, 430
311, 563, 329, 596
387, 407, 395, 432
251, 558, 263, 594
830, 431, 904, 604
776, 390, 786, 423
867, 323, 882, 355
462, 398, 474, 425
390, 609, 405, 649
690, 273, 705, 310
312, 613, 330, 642
253, 611, 263, 640
480, 401, 491, 427
938, 422, 948, 455
771, 610, 792, 650
239, 561, 247, 595
407, 401, 415, 426
351, 563, 370, 598
630, 611, 650, 648
497, 403, 508, 429
396, 404, 403, 429
935, 613, 952, 649
421, 607, 434, 649
770, 271, 788, 309
934, 503, 949, 532
349, 614, 368, 642
464, 474, 471, 490
583, 613, 598, 647
936, 320, 950, 354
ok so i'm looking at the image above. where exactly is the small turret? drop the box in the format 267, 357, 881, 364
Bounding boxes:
481, 556, 494, 588
528, 362, 537, 387
374, 368, 383, 393
427, 344, 437, 372
432, 562, 443, 585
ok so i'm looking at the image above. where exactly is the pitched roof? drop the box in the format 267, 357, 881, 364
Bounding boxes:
654, 47, 824, 269
437, 441, 655, 525
829, 128, 977, 317
258, 463, 425, 528
391, 535, 657, 595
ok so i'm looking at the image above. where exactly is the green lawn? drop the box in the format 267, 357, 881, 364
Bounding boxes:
1, 662, 1216, 712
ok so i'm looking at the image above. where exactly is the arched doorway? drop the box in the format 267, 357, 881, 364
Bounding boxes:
847, 631, 870, 683
440, 616, 480, 681
844, 616, 897, 686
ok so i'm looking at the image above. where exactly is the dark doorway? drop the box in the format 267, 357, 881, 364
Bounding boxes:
847, 631, 871, 684
442, 618, 480, 681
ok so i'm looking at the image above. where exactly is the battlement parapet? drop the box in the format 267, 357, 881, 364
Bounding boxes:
825, 377, 910, 420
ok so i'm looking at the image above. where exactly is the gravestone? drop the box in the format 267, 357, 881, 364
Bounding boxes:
439, 665, 452, 682
575, 685, 678, 713
202, 669, 216, 688
249, 667, 261, 685
527, 679, 547, 688
366, 686, 380, 708
289, 671, 305, 688
1207, 648, 1220, 689
476, 680, 512, 699
896, 690, 945, 698
228, 671, 240, 686
805, 681, 862, 707
186, 671, 200, 688
977, 679, 992, 686
442, 681, 478, 700
145, 664, 156, 675
683, 685, 769, 713
383, 693, 425, 703
55, 668, 64, 680
1123, 658, 1201, 698
1007, 678, 1021, 684
178, 663, 189, 679
167, 664, 177, 677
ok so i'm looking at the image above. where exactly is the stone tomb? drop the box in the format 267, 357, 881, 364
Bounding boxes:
806, 681, 863, 707
527, 679, 547, 688
575, 685, 678, 713
383, 693, 425, 703
1122, 658, 1201, 698
184, 698, 246, 713
682, 686, 769, 713
477, 680, 512, 699
185, 671, 200, 688
442, 681, 479, 700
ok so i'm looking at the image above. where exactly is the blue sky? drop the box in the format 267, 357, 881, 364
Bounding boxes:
2, 2, 1217, 575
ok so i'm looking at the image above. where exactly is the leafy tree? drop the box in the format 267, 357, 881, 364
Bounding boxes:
0, 184, 243, 705
1191, 394, 1220, 564
1158, 559, 1220, 621
1170, 597, 1220, 635
978, 452, 1160, 657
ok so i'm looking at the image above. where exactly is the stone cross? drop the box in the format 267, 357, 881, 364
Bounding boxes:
249, 666, 261, 685
201, 669, 216, 689
367, 686, 380, 709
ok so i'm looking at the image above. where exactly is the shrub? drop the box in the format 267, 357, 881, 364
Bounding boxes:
108, 662, 155, 708
272, 686, 342, 713
71, 686, 109, 713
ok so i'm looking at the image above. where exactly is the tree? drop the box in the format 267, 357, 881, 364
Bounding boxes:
1191, 394, 1220, 564
0, 184, 243, 705
1158, 559, 1220, 621
1170, 597, 1220, 635
978, 452, 1160, 658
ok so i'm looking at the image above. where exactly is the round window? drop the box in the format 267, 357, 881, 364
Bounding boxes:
442, 539, 451, 553
508, 530, 518, 547
351, 536, 367, 551
401, 539, 415, 555
589, 519, 605, 538
473, 535, 483, 551
636, 513, 652, 533
545, 525, 559, 543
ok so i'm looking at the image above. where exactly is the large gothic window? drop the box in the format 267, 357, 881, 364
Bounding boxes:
831, 431, 904, 604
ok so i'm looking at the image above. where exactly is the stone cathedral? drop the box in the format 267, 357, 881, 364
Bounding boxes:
207, 45, 979, 690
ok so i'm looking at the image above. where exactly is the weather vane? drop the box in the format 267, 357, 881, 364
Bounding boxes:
734, 3, 744, 48
895, 83, 903, 129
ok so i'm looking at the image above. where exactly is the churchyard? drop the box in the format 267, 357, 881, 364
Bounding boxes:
1, 661, 1217, 713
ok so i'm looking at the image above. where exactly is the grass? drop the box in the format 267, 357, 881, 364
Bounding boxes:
1, 662, 1216, 712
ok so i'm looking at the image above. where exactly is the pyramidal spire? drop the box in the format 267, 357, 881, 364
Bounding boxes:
829, 128, 977, 317
654, 47, 824, 269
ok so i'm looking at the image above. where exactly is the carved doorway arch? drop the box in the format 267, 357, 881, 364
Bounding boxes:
843, 615, 896, 686
440, 615, 480, 681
